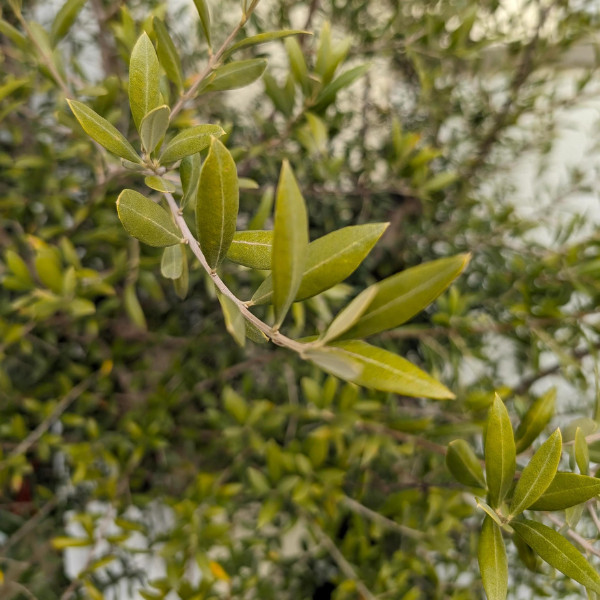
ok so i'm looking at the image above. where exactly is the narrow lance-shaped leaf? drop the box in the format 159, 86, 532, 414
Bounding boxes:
196, 137, 239, 269
574, 427, 589, 475
320, 287, 378, 344
446, 439, 486, 488
116, 189, 181, 247
307, 340, 455, 399
140, 104, 170, 154
218, 293, 245, 348
478, 517, 508, 600
129, 32, 161, 130
173, 248, 189, 300
225, 30, 310, 58
512, 519, 600, 594
340, 253, 470, 340
193, 0, 211, 50
271, 160, 308, 329
67, 99, 142, 163
515, 388, 556, 453
180, 153, 202, 209
153, 18, 183, 91
227, 230, 274, 270
509, 429, 562, 517
161, 244, 183, 279
485, 394, 516, 508
285, 37, 310, 94
160, 124, 225, 164
528, 473, 600, 511
312, 64, 370, 112
248, 186, 274, 230
50, 0, 86, 45
200, 59, 267, 93
251, 223, 389, 305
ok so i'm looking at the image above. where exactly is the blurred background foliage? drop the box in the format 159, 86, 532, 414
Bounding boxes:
2, 0, 600, 598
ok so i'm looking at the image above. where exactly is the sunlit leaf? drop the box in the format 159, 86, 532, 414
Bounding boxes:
200, 59, 267, 93
227, 230, 273, 270
528, 473, 600, 511
320, 287, 378, 344
160, 124, 225, 164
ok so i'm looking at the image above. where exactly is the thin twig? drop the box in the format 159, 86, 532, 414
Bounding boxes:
544, 512, 600, 559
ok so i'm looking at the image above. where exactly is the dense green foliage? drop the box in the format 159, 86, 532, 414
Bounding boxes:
2, 0, 600, 598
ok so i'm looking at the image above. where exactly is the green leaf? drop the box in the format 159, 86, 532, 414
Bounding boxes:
160, 244, 183, 279
67, 99, 142, 163
446, 439, 486, 488
475, 499, 504, 527
200, 59, 267, 93
180, 153, 202, 209
320, 287, 378, 344
173, 248, 189, 300
153, 18, 183, 90
50, 0, 86, 45
116, 189, 181, 247
270, 161, 308, 328
478, 517, 508, 600
245, 320, 268, 344
251, 223, 388, 305
4, 250, 33, 289
485, 394, 516, 508
51, 536, 92, 550
257, 496, 282, 528
515, 388, 556, 453
307, 340, 455, 399
160, 124, 225, 164
192, 0, 212, 50
312, 64, 370, 112
285, 37, 310, 94
574, 427, 589, 475
225, 30, 310, 58
144, 175, 176, 193
248, 186, 274, 230
129, 32, 161, 130
35, 249, 63, 294
140, 104, 170, 154
227, 230, 273, 270
123, 283, 146, 329
196, 137, 239, 269
217, 293, 245, 348
509, 429, 562, 517
512, 519, 600, 594
339, 253, 470, 340
528, 473, 600, 511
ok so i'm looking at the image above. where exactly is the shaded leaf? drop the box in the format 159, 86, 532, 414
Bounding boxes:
50, 0, 86, 45
248, 186, 274, 230
446, 439, 486, 488
67, 99, 141, 163
312, 64, 370, 112
200, 59, 267, 93
123, 284, 146, 329
227, 230, 273, 270
515, 388, 556, 454
116, 189, 181, 247
574, 427, 589, 475
193, 0, 211, 49
270, 161, 308, 328
160, 124, 225, 164
153, 18, 183, 90
129, 32, 161, 129
218, 293, 245, 348
140, 104, 170, 154
528, 473, 600, 511
180, 153, 202, 209
509, 429, 562, 517
285, 37, 310, 94
251, 223, 388, 305
161, 244, 183, 279
512, 519, 600, 593
308, 340, 455, 399
485, 394, 516, 508
478, 517, 508, 600
196, 137, 239, 269
340, 253, 470, 339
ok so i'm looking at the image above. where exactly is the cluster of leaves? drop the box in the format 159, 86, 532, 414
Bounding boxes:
2, 0, 600, 598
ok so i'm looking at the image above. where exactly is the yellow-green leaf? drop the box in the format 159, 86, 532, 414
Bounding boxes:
225, 30, 310, 58
574, 427, 589, 475
285, 37, 310, 94
309, 340, 455, 399
515, 388, 556, 454
140, 104, 170, 154
123, 283, 146, 329
509, 429, 562, 517
218, 293, 245, 348
251, 223, 388, 305
153, 17, 183, 90
129, 32, 161, 130
200, 59, 267, 93
180, 153, 202, 209
144, 175, 176, 193
67, 99, 142, 163
161, 244, 183, 279
512, 519, 600, 594
196, 137, 239, 269
227, 230, 273, 270
270, 161, 308, 328
160, 124, 225, 164
485, 394, 516, 508
193, 0, 211, 49
446, 439, 486, 488
248, 186, 274, 230
528, 473, 600, 511
50, 0, 86, 45
478, 517, 508, 600
51, 536, 92, 550
312, 64, 370, 112
340, 253, 470, 339
116, 189, 181, 247
320, 287, 378, 344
